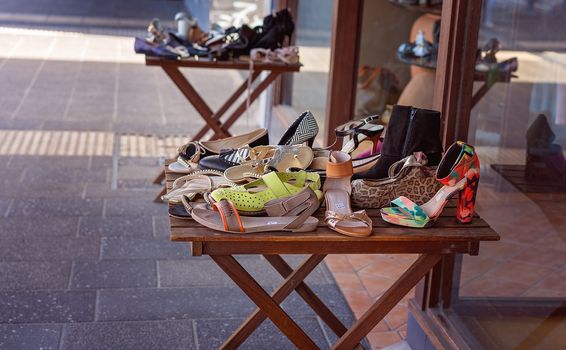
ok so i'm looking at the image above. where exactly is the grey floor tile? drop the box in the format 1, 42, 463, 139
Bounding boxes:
8, 156, 90, 170
0, 324, 61, 350
60, 320, 195, 350
71, 260, 157, 289
152, 216, 171, 238
0, 261, 71, 290
0, 217, 79, 238
79, 216, 154, 237
21, 167, 108, 183
104, 198, 168, 216
83, 182, 157, 199
2, 181, 86, 199
0, 290, 95, 323
96, 287, 255, 321
195, 317, 329, 349
0, 198, 12, 216
101, 237, 190, 260
7, 198, 103, 217
0, 168, 24, 182
280, 285, 353, 318
0, 236, 99, 261
158, 258, 330, 288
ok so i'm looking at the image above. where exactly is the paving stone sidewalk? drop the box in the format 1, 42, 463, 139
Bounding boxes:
0, 2, 358, 349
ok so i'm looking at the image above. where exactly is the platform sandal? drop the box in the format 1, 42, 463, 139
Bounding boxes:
323, 151, 372, 237
192, 187, 320, 233
210, 171, 322, 213
381, 141, 480, 228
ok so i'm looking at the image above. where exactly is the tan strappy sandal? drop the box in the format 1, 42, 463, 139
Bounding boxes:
224, 145, 314, 183
323, 151, 372, 237
162, 169, 235, 204
191, 187, 320, 233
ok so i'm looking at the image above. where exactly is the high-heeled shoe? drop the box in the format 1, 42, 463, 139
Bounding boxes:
381, 141, 480, 228
526, 114, 566, 179
324, 151, 372, 237
277, 110, 319, 146
306, 116, 384, 178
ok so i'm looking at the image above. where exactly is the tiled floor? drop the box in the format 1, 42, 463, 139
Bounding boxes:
325, 254, 416, 349
0, 4, 360, 350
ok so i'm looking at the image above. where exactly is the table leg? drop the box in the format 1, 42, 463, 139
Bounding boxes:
192, 70, 262, 141
332, 254, 442, 350
221, 255, 326, 348
161, 66, 229, 139
220, 71, 281, 132
264, 255, 349, 337
211, 255, 319, 350
153, 169, 165, 184
471, 81, 492, 107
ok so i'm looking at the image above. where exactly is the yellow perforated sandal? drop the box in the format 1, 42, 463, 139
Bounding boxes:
210, 171, 322, 213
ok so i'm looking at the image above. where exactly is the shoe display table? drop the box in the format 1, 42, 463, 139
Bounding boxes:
146, 56, 300, 140
164, 163, 500, 349
146, 56, 301, 201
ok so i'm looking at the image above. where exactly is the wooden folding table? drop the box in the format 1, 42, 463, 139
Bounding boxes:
146, 56, 300, 200
165, 165, 500, 349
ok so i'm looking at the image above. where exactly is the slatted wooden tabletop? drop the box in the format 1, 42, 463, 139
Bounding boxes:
164, 162, 499, 255
146, 56, 302, 71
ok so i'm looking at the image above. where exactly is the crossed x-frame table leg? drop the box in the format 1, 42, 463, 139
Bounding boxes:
211, 253, 442, 349
161, 65, 280, 141
153, 66, 282, 202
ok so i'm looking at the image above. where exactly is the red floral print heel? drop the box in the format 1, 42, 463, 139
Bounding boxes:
381, 141, 480, 228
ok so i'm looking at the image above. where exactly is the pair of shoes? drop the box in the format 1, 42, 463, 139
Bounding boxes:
223, 145, 314, 182
308, 115, 384, 179
381, 141, 480, 228
210, 8, 294, 60
161, 169, 235, 204
192, 186, 320, 233
210, 170, 322, 214
200, 111, 318, 171
354, 105, 443, 180
250, 46, 299, 64
324, 151, 373, 237
351, 152, 442, 209
168, 128, 269, 174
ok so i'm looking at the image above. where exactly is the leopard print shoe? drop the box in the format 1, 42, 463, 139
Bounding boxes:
351, 153, 442, 209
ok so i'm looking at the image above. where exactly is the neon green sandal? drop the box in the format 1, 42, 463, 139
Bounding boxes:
210, 171, 322, 213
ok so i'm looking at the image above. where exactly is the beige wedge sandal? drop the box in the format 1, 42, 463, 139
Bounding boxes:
323, 151, 373, 237
191, 187, 320, 234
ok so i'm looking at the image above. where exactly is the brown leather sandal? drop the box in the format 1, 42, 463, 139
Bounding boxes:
323, 151, 373, 237
191, 187, 320, 234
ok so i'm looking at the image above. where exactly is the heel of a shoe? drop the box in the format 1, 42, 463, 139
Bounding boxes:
457, 175, 479, 224
306, 137, 315, 147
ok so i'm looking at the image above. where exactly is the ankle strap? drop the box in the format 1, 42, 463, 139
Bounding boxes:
264, 187, 320, 230
326, 151, 353, 178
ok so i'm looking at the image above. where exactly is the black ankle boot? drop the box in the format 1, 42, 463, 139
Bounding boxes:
353, 105, 443, 180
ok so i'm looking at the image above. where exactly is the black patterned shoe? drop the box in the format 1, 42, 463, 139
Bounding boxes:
278, 110, 319, 146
